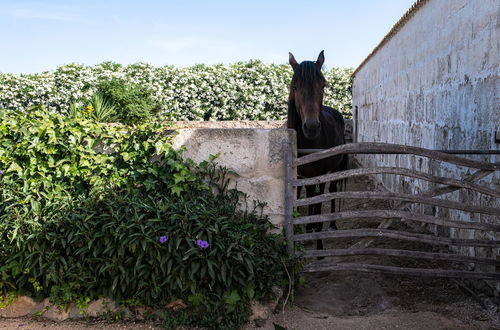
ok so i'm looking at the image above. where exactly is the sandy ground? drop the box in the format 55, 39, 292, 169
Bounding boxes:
0, 318, 162, 329
245, 310, 479, 330
0, 310, 482, 330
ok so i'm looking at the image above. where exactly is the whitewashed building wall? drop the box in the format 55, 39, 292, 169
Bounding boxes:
352, 0, 499, 260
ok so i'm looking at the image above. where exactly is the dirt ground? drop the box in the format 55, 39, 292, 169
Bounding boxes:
0, 309, 491, 330
268, 170, 500, 330
1, 171, 499, 330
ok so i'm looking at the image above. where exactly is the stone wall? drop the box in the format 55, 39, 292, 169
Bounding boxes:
352, 0, 499, 260
170, 126, 295, 229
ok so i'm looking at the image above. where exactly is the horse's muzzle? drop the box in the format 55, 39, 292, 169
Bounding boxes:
303, 120, 321, 140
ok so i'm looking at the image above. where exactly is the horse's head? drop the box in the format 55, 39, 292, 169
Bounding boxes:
289, 50, 326, 140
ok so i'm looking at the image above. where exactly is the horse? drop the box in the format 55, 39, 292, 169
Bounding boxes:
287, 50, 348, 250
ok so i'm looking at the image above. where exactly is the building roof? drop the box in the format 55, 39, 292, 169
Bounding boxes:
353, 0, 430, 76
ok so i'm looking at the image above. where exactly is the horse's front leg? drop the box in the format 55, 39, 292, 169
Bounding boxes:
305, 183, 325, 250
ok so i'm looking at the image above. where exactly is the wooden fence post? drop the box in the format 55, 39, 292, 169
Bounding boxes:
284, 137, 295, 257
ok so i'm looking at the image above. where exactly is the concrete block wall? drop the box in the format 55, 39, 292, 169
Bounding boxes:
352, 0, 499, 260
353, 0, 498, 152
170, 126, 295, 229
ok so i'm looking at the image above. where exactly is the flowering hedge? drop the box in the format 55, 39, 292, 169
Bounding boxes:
0, 61, 353, 120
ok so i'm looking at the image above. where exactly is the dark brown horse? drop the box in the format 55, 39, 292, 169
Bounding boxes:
288, 50, 348, 250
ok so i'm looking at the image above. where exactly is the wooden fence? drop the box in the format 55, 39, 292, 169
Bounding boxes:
283, 142, 500, 280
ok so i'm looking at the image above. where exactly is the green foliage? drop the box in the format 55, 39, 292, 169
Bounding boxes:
68, 93, 117, 122
96, 79, 161, 124
161, 298, 252, 330
76, 296, 91, 314
68, 101, 84, 119
0, 292, 16, 309
87, 92, 117, 122
0, 106, 288, 328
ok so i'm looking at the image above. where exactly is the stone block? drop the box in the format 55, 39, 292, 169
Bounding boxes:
0, 296, 37, 318
68, 303, 87, 319
171, 128, 258, 174
40, 299, 70, 322
231, 176, 285, 228
268, 129, 295, 166
249, 287, 283, 327
249, 302, 271, 321
85, 298, 118, 317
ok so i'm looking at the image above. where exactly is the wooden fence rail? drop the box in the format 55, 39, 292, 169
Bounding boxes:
294, 142, 500, 170
302, 263, 499, 280
292, 210, 500, 231
284, 141, 500, 280
294, 167, 500, 197
297, 248, 499, 266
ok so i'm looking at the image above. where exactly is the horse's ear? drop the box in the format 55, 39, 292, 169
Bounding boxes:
316, 50, 325, 69
289, 52, 298, 71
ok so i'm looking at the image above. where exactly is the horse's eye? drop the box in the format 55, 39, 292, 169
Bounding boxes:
292, 86, 297, 91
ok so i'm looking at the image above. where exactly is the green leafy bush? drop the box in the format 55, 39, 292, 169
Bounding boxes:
0, 107, 288, 329
96, 79, 161, 124
0, 61, 353, 121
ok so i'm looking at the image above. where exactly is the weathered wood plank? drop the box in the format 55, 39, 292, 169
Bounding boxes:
297, 248, 499, 265
293, 167, 500, 198
298, 149, 500, 155
430, 169, 497, 197
294, 191, 500, 216
284, 140, 295, 257
292, 210, 500, 231
293, 228, 500, 247
302, 262, 500, 280
294, 143, 500, 170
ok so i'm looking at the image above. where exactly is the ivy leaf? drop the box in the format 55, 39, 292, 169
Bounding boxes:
120, 152, 131, 161
224, 290, 241, 305
7, 162, 23, 175
173, 173, 185, 184
171, 186, 183, 196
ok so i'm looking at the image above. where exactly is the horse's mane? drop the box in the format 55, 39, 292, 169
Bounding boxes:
287, 98, 300, 129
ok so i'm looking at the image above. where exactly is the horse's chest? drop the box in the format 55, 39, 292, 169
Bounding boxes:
297, 157, 341, 179
298, 162, 326, 179
297, 138, 344, 178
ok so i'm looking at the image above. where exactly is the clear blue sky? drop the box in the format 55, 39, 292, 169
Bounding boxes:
0, 0, 416, 74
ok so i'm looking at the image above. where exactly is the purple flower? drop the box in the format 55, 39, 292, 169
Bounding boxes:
196, 239, 209, 249
0, 170, 3, 175
159, 236, 168, 244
